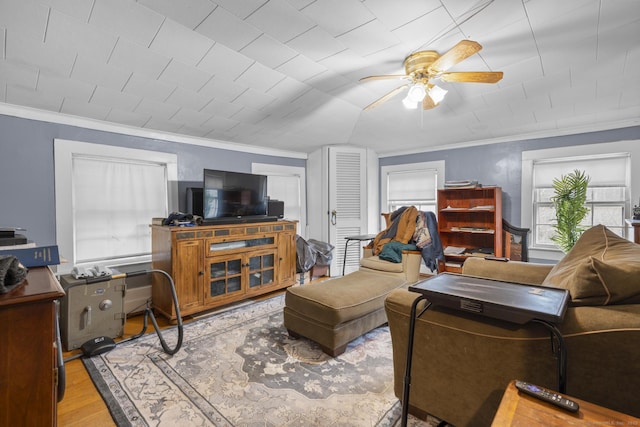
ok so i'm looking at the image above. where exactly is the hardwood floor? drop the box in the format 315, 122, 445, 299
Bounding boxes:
57, 308, 173, 426
57, 278, 327, 425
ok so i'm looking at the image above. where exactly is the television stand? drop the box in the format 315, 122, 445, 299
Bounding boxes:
151, 220, 297, 321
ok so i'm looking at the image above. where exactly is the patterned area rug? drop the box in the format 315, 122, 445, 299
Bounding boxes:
83, 295, 439, 426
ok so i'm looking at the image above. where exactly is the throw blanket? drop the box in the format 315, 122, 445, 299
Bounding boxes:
368, 207, 444, 273
368, 206, 418, 255
379, 241, 418, 263
418, 211, 444, 272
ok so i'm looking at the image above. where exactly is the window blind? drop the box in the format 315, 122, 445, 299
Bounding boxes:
387, 169, 437, 201
72, 155, 168, 263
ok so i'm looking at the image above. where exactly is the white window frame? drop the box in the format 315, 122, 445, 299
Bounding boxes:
251, 163, 306, 237
381, 160, 445, 226
522, 140, 640, 261
54, 139, 178, 273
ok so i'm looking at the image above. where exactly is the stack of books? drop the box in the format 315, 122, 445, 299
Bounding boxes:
0, 227, 31, 247
0, 228, 60, 267
444, 180, 480, 189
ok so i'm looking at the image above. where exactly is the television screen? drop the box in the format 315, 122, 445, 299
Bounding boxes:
203, 169, 268, 220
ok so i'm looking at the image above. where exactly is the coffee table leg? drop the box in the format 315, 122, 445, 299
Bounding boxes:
532, 319, 567, 394
401, 295, 430, 427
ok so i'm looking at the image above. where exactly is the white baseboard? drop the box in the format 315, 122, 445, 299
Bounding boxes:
125, 284, 151, 315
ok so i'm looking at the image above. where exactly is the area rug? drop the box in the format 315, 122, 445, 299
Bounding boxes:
83, 295, 439, 426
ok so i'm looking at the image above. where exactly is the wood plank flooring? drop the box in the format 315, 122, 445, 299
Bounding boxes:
57, 279, 326, 425
58, 307, 172, 426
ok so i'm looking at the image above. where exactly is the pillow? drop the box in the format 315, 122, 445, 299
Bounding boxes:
569, 257, 640, 305
542, 225, 640, 306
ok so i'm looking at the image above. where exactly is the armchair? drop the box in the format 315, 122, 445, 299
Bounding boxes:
385, 225, 640, 426
359, 247, 422, 283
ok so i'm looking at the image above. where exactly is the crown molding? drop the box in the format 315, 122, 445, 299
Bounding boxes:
378, 118, 640, 158
0, 102, 307, 160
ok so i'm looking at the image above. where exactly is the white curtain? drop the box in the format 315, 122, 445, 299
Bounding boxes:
386, 168, 438, 213
72, 156, 168, 263
533, 155, 628, 188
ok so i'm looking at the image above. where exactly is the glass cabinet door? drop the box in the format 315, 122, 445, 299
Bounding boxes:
207, 256, 243, 300
248, 252, 275, 289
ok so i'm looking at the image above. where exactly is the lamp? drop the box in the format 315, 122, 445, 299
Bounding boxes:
402, 83, 448, 109
402, 96, 418, 109
402, 83, 427, 109
407, 83, 427, 102
428, 85, 448, 104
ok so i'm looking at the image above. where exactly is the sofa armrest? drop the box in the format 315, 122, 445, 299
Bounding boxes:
363, 247, 373, 258
400, 250, 421, 283
462, 257, 552, 285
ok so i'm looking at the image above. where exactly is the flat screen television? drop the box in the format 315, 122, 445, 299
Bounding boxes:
202, 169, 273, 224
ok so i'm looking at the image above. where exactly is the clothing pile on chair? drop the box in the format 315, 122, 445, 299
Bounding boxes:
366, 206, 444, 272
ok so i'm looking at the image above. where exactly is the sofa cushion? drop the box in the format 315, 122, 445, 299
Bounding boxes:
360, 255, 405, 273
285, 270, 406, 325
542, 225, 640, 306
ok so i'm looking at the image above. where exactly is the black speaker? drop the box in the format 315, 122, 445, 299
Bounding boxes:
186, 187, 203, 216
268, 199, 284, 218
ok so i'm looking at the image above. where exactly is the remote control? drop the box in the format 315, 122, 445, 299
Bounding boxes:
515, 380, 579, 413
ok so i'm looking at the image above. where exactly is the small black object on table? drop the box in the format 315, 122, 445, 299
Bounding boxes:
400, 273, 570, 427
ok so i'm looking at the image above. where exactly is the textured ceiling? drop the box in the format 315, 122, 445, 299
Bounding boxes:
0, 0, 639, 156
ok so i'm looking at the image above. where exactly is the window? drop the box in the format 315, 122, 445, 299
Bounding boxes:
252, 163, 306, 236
532, 154, 629, 248
381, 161, 445, 216
522, 141, 639, 260
55, 139, 178, 273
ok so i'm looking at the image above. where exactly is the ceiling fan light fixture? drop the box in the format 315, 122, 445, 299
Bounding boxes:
402, 95, 419, 109
406, 83, 427, 102
428, 85, 448, 104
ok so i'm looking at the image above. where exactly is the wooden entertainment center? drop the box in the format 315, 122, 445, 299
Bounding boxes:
151, 220, 297, 321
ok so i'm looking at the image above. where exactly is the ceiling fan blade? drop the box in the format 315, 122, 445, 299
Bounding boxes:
360, 75, 409, 82
440, 71, 504, 83
363, 84, 409, 111
422, 95, 438, 110
428, 40, 482, 74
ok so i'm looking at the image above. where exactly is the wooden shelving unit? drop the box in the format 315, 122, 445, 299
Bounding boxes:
437, 187, 503, 273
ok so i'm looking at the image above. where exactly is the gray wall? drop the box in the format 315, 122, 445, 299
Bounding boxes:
2, 111, 638, 247
380, 126, 640, 225
0, 114, 305, 246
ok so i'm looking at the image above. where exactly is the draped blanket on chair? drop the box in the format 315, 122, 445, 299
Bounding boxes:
367, 206, 444, 272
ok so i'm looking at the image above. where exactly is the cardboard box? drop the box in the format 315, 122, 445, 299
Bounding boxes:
310, 264, 329, 278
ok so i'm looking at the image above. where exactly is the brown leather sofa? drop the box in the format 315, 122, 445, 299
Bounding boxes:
385, 225, 640, 426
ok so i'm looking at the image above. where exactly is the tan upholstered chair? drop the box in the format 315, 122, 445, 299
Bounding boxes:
359, 247, 422, 283
358, 212, 424, 283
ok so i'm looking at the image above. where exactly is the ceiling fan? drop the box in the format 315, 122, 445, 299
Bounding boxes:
360, 40, 503, 111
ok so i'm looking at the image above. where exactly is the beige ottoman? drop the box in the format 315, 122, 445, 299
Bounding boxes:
283, 270, 408, 356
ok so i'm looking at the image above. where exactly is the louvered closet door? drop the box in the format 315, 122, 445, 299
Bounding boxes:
328, 147, 368, 276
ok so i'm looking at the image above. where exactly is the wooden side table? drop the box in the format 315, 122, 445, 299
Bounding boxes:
492, 380, 640, 426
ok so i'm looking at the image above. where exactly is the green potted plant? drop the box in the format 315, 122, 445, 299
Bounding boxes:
551, 169, 590, 253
